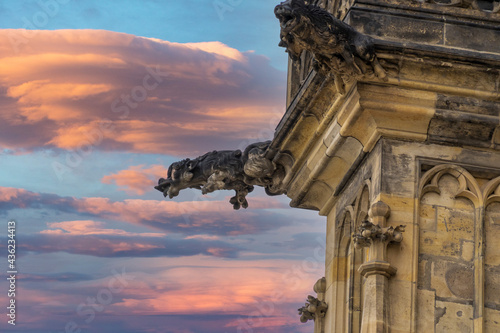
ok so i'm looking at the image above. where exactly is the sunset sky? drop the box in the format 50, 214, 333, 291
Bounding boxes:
0, 1, 326, 332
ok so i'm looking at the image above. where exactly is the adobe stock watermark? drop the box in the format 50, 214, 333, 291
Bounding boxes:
235, 235, 326, 332
213, 0, 243, 20
60, 267, 135, 333
51, 65, 169, 182
8, 0, 72, 53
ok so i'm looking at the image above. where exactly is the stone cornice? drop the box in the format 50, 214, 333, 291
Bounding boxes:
356, 0, 500, 18
269, 36, 499, 212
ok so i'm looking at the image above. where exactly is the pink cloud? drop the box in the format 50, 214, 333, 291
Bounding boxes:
21, 232, 241, 258
41, 220, 165, 237
182, 41, 246, 62
106, 259, 319, 331
3, 256, 318, 332
0, 29, 285, 156
185, 235, 220, 240
0, 186, 34, 201
71, 196, 288, 235
116, 262, 315, 312
0, 186, 40, 208
7, 80, 113, 122
0, 186, 290, 235
101, 164, 165, 195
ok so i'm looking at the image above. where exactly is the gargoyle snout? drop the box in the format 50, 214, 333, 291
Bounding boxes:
154, 178, 172, 197
274, 0, 292, 17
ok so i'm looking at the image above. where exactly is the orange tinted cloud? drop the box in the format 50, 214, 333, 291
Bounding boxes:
117, 261, 316, 313
0, 29, 285, 155
108, 258, 319, 331
0, 186, 289, 235
22, 232, 241, 258
71, 196, 288, 235
0, 186, 34, 201
9, 256, 318, 332
182, 41, 246, 62
7, 80, 113, 122
101, 164, 165, 195
41, 220, 165, 237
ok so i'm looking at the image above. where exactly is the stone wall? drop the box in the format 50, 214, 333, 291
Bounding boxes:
323, 139, 500, 332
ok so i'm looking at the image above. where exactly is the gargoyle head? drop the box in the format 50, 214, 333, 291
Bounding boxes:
155, 158, 196, 199
275, 0, 309, 35
243, 141, 274, 179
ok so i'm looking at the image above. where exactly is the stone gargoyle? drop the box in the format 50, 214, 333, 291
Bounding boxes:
298, 295, 328, 323
154, 141, 285, 210
275, 0, 386, 93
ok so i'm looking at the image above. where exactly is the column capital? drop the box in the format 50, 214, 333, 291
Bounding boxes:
358, 261, 397, 278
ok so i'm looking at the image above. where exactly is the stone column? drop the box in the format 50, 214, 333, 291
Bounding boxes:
353, 201, 405, 333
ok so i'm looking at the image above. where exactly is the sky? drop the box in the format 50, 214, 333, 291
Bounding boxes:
0, 1, 326, 332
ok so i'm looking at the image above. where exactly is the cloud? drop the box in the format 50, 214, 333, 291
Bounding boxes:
20, 234, 241, 258
105, 260, 319, 332
101, 164, 165, 195
16, 220, 241, 258
41, 220, 165, 237
97, 257, 319, 315
0, 29, 285, 156
28, 220, 245, 258
185, 235, 220, 241
3, 257, 317, 332
0, 186, 290, 235
17, 272, 94, 283
0, 186, 41, 210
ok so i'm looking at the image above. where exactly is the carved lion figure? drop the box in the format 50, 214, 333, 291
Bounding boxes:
275, 0, 386, 93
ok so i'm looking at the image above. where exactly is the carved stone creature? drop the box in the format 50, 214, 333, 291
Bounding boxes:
275, 0, 386, 93
298, 295, 328, 323
352, 220, 405, 249
155, 141, 284, 210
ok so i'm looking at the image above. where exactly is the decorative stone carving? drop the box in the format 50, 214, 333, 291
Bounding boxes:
353, 201, 405, 277
298, 295, 328, 323
419, 164, 481, 206
314, 276, 327, 296
353, 221, 405, 250
485, 177, 500, 207
274, 0, 387, 94
154, 141, 286, 209
298, 277, 328, 333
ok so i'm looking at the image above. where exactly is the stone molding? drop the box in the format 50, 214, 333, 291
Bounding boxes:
418, 0, 500, 13
358, 261, 397, 278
